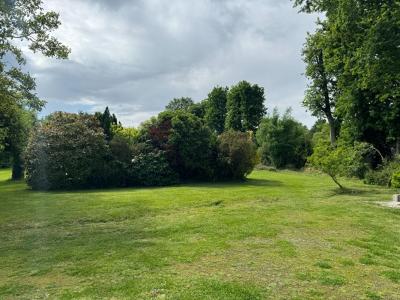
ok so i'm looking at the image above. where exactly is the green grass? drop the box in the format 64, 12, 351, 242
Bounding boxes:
1, 169, 400, 299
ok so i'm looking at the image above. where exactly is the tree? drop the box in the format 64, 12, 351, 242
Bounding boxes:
256, 109, 311, 169
217, 131, 257, 180
168, 112, 216, 179
295, 0, 400, 156
0, 96, 35, 179
95, 107, 119, 141
165, 97, 194, 112
308, 125, 372, 189
225, 81, 266, 132
25, 113, 110, 190
0, 0, 70, 179
303, 29, 338, 145
204, 86, 228, 134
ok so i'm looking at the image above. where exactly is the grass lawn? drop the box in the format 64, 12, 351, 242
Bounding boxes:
0, 169, 400, 299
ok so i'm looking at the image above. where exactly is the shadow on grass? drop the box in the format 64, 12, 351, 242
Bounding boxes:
182, 178, 283, 189
2, 177, 284, 196
326, 186, 392, 198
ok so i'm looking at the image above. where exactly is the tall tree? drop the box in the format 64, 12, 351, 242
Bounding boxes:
165, 97, 194, 112
225, 81, 266, 132
204, 86, 228, 134
0, 0, 70, 179
295, 0, 400, 156
303, 29, 338, 145
95, 107, 118, 141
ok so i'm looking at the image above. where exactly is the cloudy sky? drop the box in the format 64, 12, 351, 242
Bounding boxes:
26, 0, 318, 127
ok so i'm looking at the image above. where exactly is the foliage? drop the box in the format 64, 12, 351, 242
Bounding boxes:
296, 0, 400, 156
25, 112, 110, 190
0, 0, 70, 111
129, 150, 178, 186
308, 127, 372, 188
168, 112, 217, 180
225, 81, 266, 132
302, 29, 338, 145
217, 131, 257, 180
189, 100, 208, 119
165, 97, 194, 112
392, 172, 400, 189
0, 95, 35, 179
364, 157, 400, 187
204, 86, 228, 134
256, 109, 311, 169
95, 107, 118, 141
0, 0, 69, 179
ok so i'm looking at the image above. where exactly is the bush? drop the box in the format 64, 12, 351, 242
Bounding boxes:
25, 112, 110, 190
129, 150, 178, 186
364, 157, 400, 187
256, 109, 311, 169
217, 131, 257, 180
392, 172, 400, 189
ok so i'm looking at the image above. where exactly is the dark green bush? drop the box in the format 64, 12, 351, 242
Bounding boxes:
217, 131, 257, 180
364, 158, 400, 187
256, 110, 311, 169
25, 112, 110, 190
129, 150, 178, 186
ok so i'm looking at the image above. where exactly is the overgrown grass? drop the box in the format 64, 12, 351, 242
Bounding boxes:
0, 169, 399, 299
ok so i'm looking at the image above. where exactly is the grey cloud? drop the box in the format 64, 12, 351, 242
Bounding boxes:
32, 0, 318, 127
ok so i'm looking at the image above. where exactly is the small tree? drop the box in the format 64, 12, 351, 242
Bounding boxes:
308, 129, 371, 189
217, 131, 257, 180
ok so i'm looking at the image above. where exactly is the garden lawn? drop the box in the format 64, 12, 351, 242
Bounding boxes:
0, 169, 400, 299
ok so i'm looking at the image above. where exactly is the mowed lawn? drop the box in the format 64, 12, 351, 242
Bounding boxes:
1, 169, 400, 299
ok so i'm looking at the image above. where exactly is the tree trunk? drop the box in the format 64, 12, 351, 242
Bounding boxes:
11, 152, 24, 180
326, 114, 336, 146
330, 174, 343, 189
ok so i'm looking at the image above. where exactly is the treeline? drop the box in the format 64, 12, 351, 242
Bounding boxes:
22, 80, 317, 190
24, 81, 266, 190
295, 0, 400, 188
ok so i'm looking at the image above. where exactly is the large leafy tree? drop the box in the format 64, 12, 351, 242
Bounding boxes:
0, 0, 70, 179
165, 97, 194, 112
204, 86, 228, 134
225, 81, 266, 132
303, 29, 338, 145
295, 0, 400, 156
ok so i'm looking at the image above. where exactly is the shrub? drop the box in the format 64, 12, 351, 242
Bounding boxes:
256, 109, 311, 169
364, 169, 392, 186
217, 131, 257, 180
364, 157, 400, 187
129, 150, 178, 186
25, 112, 110, 190
169, 112, 217, 179
392, 172, 400, 189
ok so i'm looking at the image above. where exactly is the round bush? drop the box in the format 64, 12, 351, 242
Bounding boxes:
217, 131, 257, 180
25, 112, 110, 190
129, 150, 178, 186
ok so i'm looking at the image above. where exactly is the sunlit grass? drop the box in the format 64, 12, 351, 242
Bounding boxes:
0, 169, 399, 299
